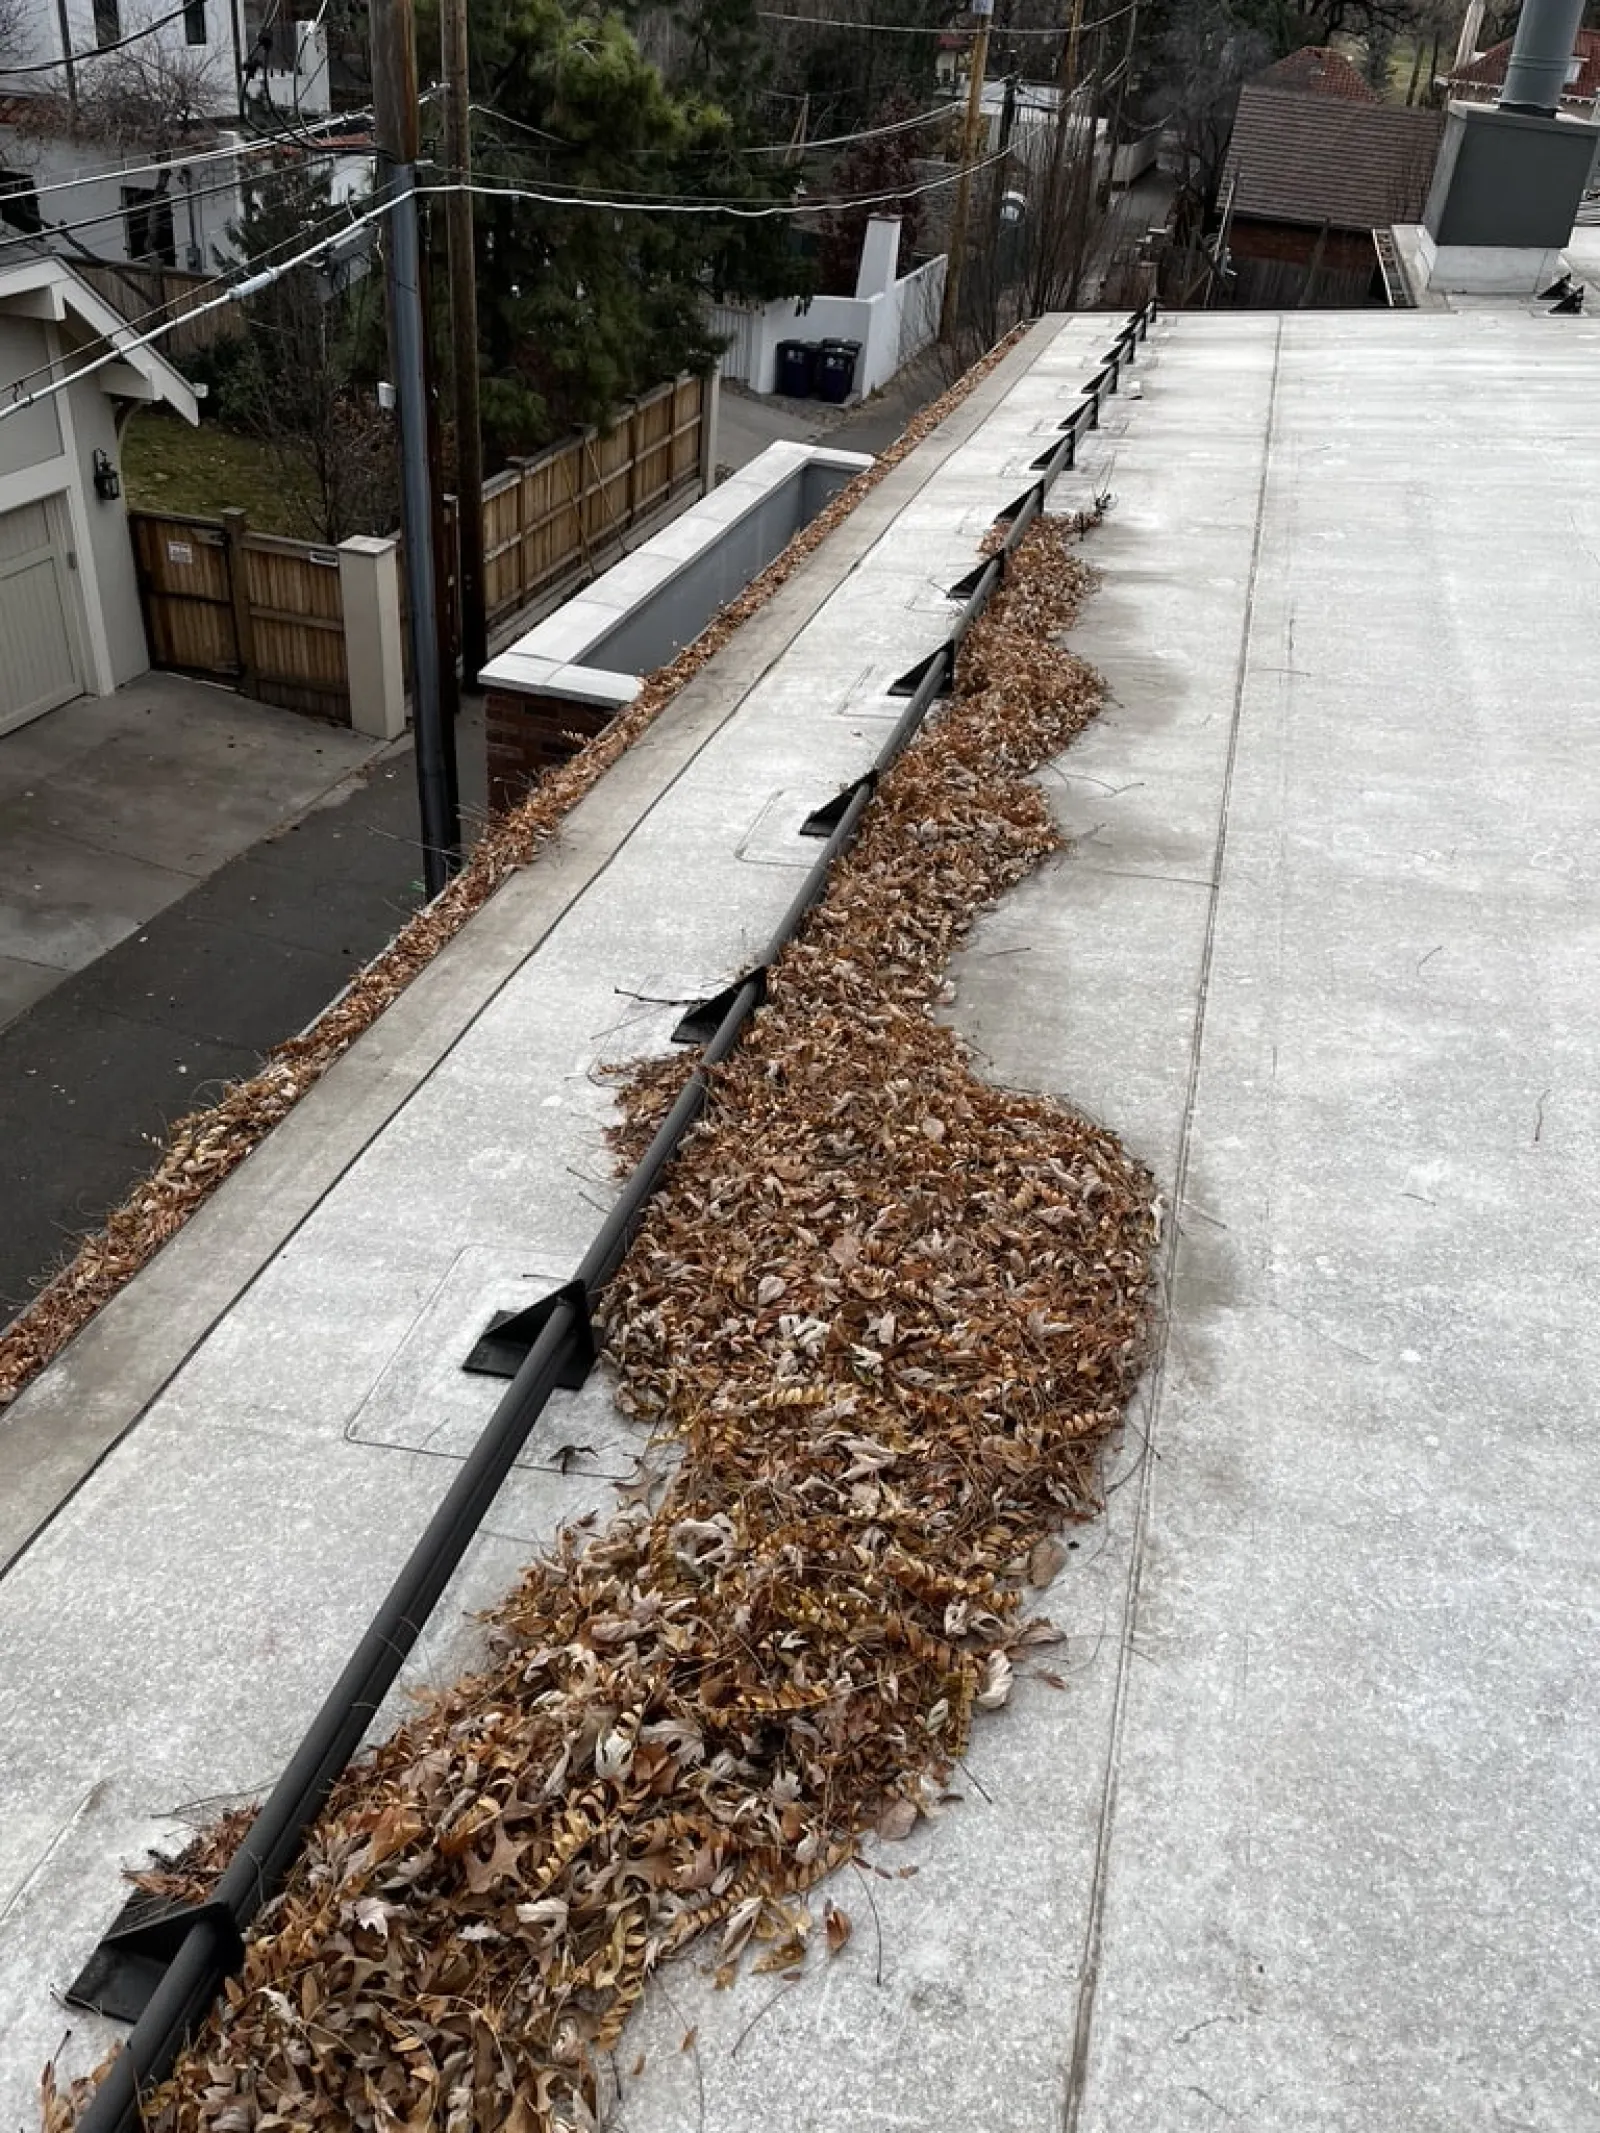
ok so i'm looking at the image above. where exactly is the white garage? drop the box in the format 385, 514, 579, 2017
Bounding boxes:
0, 253, 198, 735
0, 492, 83, 734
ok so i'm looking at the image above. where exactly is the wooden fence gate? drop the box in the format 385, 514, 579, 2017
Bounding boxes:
130, 509, 353, 723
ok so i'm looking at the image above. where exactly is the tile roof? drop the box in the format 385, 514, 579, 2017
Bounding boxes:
1254, 45, 1381, 102
1450, 26, 1600, 101
1226, 84, 1444, 231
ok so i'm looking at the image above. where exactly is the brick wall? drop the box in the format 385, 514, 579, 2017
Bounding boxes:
485, 689, 617, 813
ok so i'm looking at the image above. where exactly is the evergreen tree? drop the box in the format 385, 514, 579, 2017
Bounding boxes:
431, 0, 804, 462
815, 95, 926, 297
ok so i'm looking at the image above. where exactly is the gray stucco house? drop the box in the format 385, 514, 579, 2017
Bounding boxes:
0, 250, 197, 736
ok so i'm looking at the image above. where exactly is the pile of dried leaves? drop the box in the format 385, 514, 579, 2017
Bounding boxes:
49, 513, 1156, 2131
0, 326, 1033, 1418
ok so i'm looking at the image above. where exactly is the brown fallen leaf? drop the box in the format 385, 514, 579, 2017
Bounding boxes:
73, 495, 1155, 2133
753, 1934, 807, 1974
680, 2028, 698, 2054
824, 1904, 852, 1956
630, 2053, 646, 2078
463, 1821, 527, 1895
877, 1797, 917, 1842
1029, 1537, 1069, 1587
1017, 1616, 1068, 1647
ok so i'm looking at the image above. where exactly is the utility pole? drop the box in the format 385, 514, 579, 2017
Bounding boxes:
440, 0, 487, 684
938, 0, 994, 345
785, 93, 810, 166
1029, 0, 1085, 314
371, 0, 461, 897
52, 0, 77, 106
1099, 0, 1141, 210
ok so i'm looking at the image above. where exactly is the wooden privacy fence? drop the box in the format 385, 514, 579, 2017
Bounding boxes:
77, 257, 241, 359
481, 375, 707, 630
129, 376, 711, 724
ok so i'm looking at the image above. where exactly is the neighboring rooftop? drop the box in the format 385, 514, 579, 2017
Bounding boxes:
1450, 24, 1600, 101
5, 290, 1600, 2129
1254, 42, 1381, 101
0, 252, 199, 420
1227, 82, 1445, 228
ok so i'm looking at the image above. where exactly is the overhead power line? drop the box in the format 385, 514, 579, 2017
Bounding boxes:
755, 4, 1141, 37
423, 150, 1009, 218
0, 154, 361, 260
0, 0, 196, 76
467, 95, 959, 161
0, 191, 389, 413
1, 140, 1015, 425
0, 119, 372, 211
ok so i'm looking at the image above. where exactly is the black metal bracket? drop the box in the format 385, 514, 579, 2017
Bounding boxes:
671, 965, 769, 1047
463, 1278, 595, 1388
888, 646, 950, 698
996, 484, 1040, 525
1552, 284, 1586, 314
801, 769, 876, 838
66, 1891, 244, 2025
945, 559, 990, 602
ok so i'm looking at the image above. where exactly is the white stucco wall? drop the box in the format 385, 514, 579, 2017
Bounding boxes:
9, 0, 242, 113
708, 219, 947, 400
0, 128, 248, 272
62, 375, 149, 689
0, 319, 65, 480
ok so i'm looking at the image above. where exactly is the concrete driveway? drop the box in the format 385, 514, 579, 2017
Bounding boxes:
0, 673, 389, 1035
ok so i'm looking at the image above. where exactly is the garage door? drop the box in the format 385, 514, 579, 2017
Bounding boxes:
0, 496, 84, 737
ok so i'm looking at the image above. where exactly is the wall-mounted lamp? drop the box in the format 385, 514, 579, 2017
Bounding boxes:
92, 448, 122, 502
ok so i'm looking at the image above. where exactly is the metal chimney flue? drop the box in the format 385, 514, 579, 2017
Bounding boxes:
1416, 0, 1599, 294
1499, 0, 1588, 115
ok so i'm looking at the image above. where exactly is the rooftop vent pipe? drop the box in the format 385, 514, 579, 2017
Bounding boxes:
1499, 0, 1587, 115
1418, 0, 1598, 293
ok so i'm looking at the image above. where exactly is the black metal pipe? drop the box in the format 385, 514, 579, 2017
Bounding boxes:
79, 1302, 580, 2131
1003, 482, 1047, 554
72, 298, 1158, 2133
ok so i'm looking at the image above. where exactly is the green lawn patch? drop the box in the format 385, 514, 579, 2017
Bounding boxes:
121, 408, 323, 537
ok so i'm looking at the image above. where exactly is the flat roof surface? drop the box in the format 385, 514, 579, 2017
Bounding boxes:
4, 306, 1599, 2125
